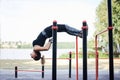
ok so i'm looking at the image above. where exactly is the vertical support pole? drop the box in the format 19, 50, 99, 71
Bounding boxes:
107, 0, 114, 80
82, 21, 88, 80
69, 51, 72, 78
42, 64, 44, 78
15, 66, 18, 78
52, 20, 58, 80
95, 35, 98, 80
76, 36, 79, 80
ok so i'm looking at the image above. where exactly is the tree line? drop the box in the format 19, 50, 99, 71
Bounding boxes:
0, 41, 75, 49
0, 41, 32, 49
94, 0, 120, 54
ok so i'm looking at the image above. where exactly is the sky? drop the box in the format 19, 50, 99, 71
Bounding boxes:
0, 0, 102, 42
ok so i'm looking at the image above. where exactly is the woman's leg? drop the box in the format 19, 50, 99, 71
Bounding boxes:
65, 25, 82, 37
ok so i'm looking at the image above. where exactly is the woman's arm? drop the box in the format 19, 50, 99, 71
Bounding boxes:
33, 39, 52, 51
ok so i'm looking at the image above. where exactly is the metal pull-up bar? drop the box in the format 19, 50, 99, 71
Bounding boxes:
52, 20, 58, 80
107, 0, 114, 80
82, 21, 88, 80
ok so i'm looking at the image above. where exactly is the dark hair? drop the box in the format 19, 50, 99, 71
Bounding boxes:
33, 51, 41, 61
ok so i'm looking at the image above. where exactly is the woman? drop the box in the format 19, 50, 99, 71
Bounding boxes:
30, 24, 83, 61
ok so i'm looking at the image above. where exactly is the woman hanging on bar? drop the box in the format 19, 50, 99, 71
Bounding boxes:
30, 24, 85, 61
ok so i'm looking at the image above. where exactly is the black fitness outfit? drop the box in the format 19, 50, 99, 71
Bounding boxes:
32, 24, 67, 47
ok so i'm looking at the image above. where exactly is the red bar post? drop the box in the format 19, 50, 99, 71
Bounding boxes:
76, 36, 79, 80
95, 29, 108, 80
95, 35, 98, 80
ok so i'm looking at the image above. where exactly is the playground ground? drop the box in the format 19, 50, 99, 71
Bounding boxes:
0, 69, 120, 80
0, 59, 120, 80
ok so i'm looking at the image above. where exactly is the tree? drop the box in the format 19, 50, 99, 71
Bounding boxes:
112, 0, 120, 54
95, 0, 120, 54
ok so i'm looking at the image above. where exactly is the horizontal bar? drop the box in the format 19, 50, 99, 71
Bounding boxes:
16, 70, 44, 72
45, 58, 71, 60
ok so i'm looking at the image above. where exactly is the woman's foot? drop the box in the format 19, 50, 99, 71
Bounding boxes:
41, 55, 45, 65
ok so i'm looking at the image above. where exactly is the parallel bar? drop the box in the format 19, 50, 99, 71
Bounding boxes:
107, 0, 114, 80
15, 66, 43, 78
82, 21, 88, 80
52, 20, 58, 80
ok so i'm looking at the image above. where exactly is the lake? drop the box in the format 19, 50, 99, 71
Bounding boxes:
0, 49, 75, 59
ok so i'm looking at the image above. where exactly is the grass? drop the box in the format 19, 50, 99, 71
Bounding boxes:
59, 51, 120, 59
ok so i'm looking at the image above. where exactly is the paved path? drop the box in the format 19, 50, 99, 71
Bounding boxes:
0, 69, 120, 80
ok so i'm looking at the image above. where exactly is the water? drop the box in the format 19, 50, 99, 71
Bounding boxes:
0, 49, 75, 59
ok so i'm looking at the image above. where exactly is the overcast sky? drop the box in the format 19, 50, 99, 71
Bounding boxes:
0, 0, 102, 42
